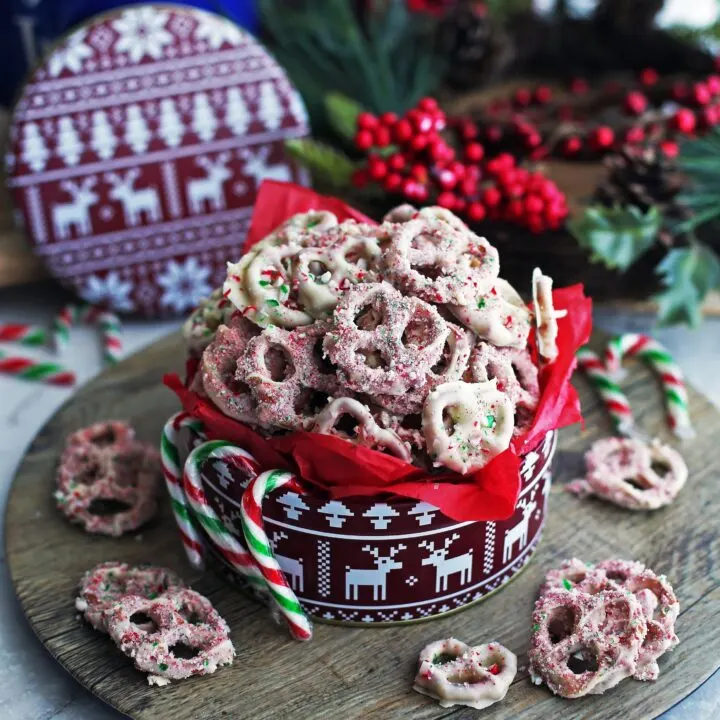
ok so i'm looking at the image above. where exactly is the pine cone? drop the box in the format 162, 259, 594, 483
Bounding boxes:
439, 1, 513, 89
594, 145, 686, 215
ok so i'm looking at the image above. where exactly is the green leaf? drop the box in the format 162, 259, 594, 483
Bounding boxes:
325, 93, 364, 142
652, 243, 720, 327
568, 205, 662, 272
284, 138, 357, 188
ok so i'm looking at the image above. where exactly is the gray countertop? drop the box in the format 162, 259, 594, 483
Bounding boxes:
1, 281, 718, 719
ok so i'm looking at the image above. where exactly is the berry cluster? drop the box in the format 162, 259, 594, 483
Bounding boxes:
351, 98, 568, 233
473, 67, 720, 162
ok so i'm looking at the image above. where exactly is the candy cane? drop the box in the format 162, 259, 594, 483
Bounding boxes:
604, 334, 694, 440
183, 439, 267, 593
161, 412, 208, 568
576, 347, 634, 436
241, 469, 313, 641
81, 306, 124, 365
53, 304, 79, 354
0, 323, 47, 346
0, 350, 76, 386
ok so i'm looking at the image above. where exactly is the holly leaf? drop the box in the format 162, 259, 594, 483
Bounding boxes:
324, 93, 364, 142
568, 205, 662, 272
284, 138, 357, 188
653, 243, 720, 327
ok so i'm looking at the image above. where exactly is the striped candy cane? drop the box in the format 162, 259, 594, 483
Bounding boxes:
53, 304, 79, 354
604, 334, 694, 440
0, 350, 76, 386
81, 306, 124, 365
241, 469, 313, 641
0, 323, 47, 346
576, 347, 634, 436
183, 440, 267, 595
161, 412, 208, 568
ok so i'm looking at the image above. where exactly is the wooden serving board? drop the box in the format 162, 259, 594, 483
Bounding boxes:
6, 332, 720, 720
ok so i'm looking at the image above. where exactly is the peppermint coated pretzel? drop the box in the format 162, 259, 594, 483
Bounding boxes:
199, 321, 260, 425
244, 322, 340, 430
107, 588, 235, 685
382, 218, 499, 305
567, 437, 688, 510
313, 397, 411, 461
182, 288, 236, 357
422, 379, 515, 473
413, 638, 517, 710
324, 282, 449, 396
532, 268, 561, 362
55, 440, 161, 536
76, 561, 184, 633
67, 420, 135, 452
449, 278, 531, 349
528, 588, 647, 697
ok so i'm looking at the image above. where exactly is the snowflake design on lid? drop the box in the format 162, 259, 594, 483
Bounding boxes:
49, 29, 93, 77
113, 7, 173, 63
194, 14, 245, 50
157, 257, 212, 313
83, 271, 135, 312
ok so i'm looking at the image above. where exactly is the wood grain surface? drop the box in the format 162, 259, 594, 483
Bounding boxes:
6, 331, 720, 720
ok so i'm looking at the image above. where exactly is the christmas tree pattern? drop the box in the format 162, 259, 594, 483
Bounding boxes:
287, 88, 308, 128
225, 87, 250, 137
56, 116, 83, 166
20, 122, 50, 172
125, 104, 151, 154
258, 81, 283, 131
90, 109, 117, 160
192, 92, 218, 143
158, 97, 184, 148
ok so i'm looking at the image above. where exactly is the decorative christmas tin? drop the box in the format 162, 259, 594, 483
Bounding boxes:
6, 4, 308, 317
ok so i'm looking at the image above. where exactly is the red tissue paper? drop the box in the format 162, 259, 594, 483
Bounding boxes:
165, 180, 592, 522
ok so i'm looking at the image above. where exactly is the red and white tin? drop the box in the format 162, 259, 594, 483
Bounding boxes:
180, 426, 556, 625
6, 5, 309, 317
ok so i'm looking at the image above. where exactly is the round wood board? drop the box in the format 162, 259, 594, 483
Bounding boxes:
6, 332, 720, 720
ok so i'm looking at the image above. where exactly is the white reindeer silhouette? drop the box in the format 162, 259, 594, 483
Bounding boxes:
240, 146, 292, 187
345, 544, 405, 601
105, 169, 161, 226
271, 531, 304, 593
420, 533, 473, 593
52, 178, 98, 239
187, 152, 232, 214
502, 497, 538, 563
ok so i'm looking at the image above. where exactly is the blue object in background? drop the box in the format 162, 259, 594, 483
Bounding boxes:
0, 0, 259, 107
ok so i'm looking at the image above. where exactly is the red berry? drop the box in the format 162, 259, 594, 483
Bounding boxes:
624, 126, 645, 144
464, 164, 481, 181
437, 191, 456, 209
410, 163, 428, 182
640, 67, 659, 86
384, 173, 402, 192
374, 126, 392, 147
507, 199, 524, 220
465, 142, 485, 162
707, 75, 720, 95
534, 86, 552, 104
393, 119, 413, 144
410, 134, 428, 152
414, 184, 429, 202
418, 97, 438, 112
513, 88, 532, 107
570, 77, 589, 95
467, 202, 486, 222
670, 82, 688, 101
379, 111, 398, 126
508, 183, 525, 198
454, 197, 467, 213
699, 106, 719, 129
660, 139, 679, 158
411, 111, 433, 133
449, 161, 466, 179
539, 182, 561, 201
460, 121, 478, 141
356, 112, 378, 130
692, 82, 711, 106
524, 132, 543, 149
351, 168, 369, 188
589, 126, 615, 150
485, 125, 503, 143
429, 140, 448, 162
460, 178, 478, 197
367, 156, 388, 181
354, 130, 374, 151
525, 195, 544, 214
433, 113, 447, 132
438, 169, 458, 190
561, 136, 582, 156
623, 91, 648, 116
388, 153, 406, 171
401, 178, 419, 199
482, 186, 502, 207
670, 108, 696, 134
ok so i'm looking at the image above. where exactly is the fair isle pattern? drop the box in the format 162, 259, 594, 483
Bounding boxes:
7, 5, 308, 317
